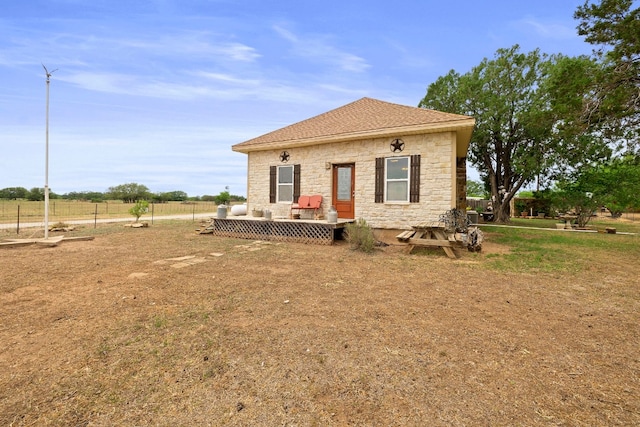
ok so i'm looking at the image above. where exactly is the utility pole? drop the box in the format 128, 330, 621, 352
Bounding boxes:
43, 64, 57, 240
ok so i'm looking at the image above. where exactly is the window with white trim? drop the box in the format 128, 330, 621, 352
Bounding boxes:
277, 165, 294, 202
385, 156, 410, 202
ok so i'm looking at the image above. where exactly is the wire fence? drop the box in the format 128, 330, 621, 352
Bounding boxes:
0, 200, 218, 231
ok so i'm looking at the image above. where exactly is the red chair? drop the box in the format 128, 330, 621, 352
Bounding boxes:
290, 195, 322, 219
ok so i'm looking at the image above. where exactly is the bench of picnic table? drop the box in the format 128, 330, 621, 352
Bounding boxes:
395, 230, 416, 241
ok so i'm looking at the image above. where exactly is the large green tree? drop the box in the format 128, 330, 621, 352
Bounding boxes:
597, 155, 640, 216
419, 46, 604, 222
27, 187, 45, 201
106, 183, 151, 203
0, 187, 29, 199
553, 154, 640, 226
575, 0, 640, 146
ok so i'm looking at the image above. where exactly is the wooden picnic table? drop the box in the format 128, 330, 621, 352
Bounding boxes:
396, 221, 459, 259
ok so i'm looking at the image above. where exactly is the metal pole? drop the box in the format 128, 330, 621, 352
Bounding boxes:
44, 70, 50, 239
43, 65, 57, 240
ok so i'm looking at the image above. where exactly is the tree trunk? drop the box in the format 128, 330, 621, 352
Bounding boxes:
494, 201, 511, 223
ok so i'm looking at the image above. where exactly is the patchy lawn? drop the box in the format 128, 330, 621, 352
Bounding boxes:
1, 220, 638, 426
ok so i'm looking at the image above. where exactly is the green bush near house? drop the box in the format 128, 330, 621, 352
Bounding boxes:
345, 218, 376, 253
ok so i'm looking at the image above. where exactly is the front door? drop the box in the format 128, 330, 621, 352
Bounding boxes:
332, 163, 355, 219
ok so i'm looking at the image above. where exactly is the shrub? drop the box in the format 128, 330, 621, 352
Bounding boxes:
129, 200, 149, 222
345, 218, 376, 253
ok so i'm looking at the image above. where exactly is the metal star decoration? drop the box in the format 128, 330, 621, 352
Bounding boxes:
390, 138, 405, 152
280, 151, 290, 163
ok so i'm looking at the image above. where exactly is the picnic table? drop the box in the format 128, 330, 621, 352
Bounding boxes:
396, 221, 459, 259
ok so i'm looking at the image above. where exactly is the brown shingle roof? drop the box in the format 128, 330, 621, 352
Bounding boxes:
232, 97, 474, 154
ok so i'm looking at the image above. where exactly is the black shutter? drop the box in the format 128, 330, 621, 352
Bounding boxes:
375, 157, 384, 203
269, 166, 277, 203
410, 154, 420, 203
293, 164, 301, 203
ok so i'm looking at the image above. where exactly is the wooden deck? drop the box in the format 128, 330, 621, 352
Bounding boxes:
200, 216, 353, 245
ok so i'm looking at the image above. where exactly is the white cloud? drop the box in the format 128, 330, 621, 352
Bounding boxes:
273, 25, 370, 73
514, 17, 576, 40
60, 72, 137, 94
193, 71, 261, 87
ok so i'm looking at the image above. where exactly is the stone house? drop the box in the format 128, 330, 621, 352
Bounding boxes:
232, 97, 475, 229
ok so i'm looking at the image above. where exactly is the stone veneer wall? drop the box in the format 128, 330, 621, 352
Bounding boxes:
244, 131, 459, 229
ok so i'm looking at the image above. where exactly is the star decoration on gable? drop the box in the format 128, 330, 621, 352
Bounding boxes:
390, 138, 405, 152
280, 151, 290, 163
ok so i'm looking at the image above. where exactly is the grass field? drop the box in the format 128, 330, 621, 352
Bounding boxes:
1, 218, 638, 426
0, 199, 218, 225
480, 217, 640, 273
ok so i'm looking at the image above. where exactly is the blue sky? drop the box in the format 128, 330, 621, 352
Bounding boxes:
1, 0, 595, 197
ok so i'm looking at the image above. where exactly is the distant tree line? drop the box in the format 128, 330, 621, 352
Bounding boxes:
0, 182, 246, 204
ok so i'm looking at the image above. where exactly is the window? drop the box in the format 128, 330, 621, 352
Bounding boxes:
385, 157, 410, 202
270, 164, 300, 203
375, 155, 420, 203
277, 165, 294, 202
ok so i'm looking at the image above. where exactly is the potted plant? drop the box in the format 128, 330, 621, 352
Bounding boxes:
515, 200, 527, 217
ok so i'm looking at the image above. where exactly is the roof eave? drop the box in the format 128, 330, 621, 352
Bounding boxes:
232, 118, 476, 155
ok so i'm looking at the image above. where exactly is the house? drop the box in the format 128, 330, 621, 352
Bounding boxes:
232, 97, 475, 230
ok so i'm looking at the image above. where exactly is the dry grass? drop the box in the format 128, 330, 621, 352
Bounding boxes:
0, 200, 217, 225
0, 220, 638, 426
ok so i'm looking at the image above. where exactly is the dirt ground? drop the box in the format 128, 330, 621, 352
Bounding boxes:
0, 221, 638, 426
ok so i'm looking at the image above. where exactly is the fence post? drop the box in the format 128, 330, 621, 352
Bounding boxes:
151, 203, 154, 225
17, 204, 20, 234
94, 203, 98, 229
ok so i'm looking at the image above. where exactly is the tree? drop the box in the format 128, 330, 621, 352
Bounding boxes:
552, 179, 600, 228
587, 154, 640, 216
162, 191, 188, 202
63, 191, 105, 202
553, 154, 640, 225
420, 46, 604, 222
214, 190, 231, 206
27, 187, 45, 201
575, 0, 640, 146
106, 183, 151, 203
0, 187, 29, 199
466, 180, 488, 198
129, 200, 149, 222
